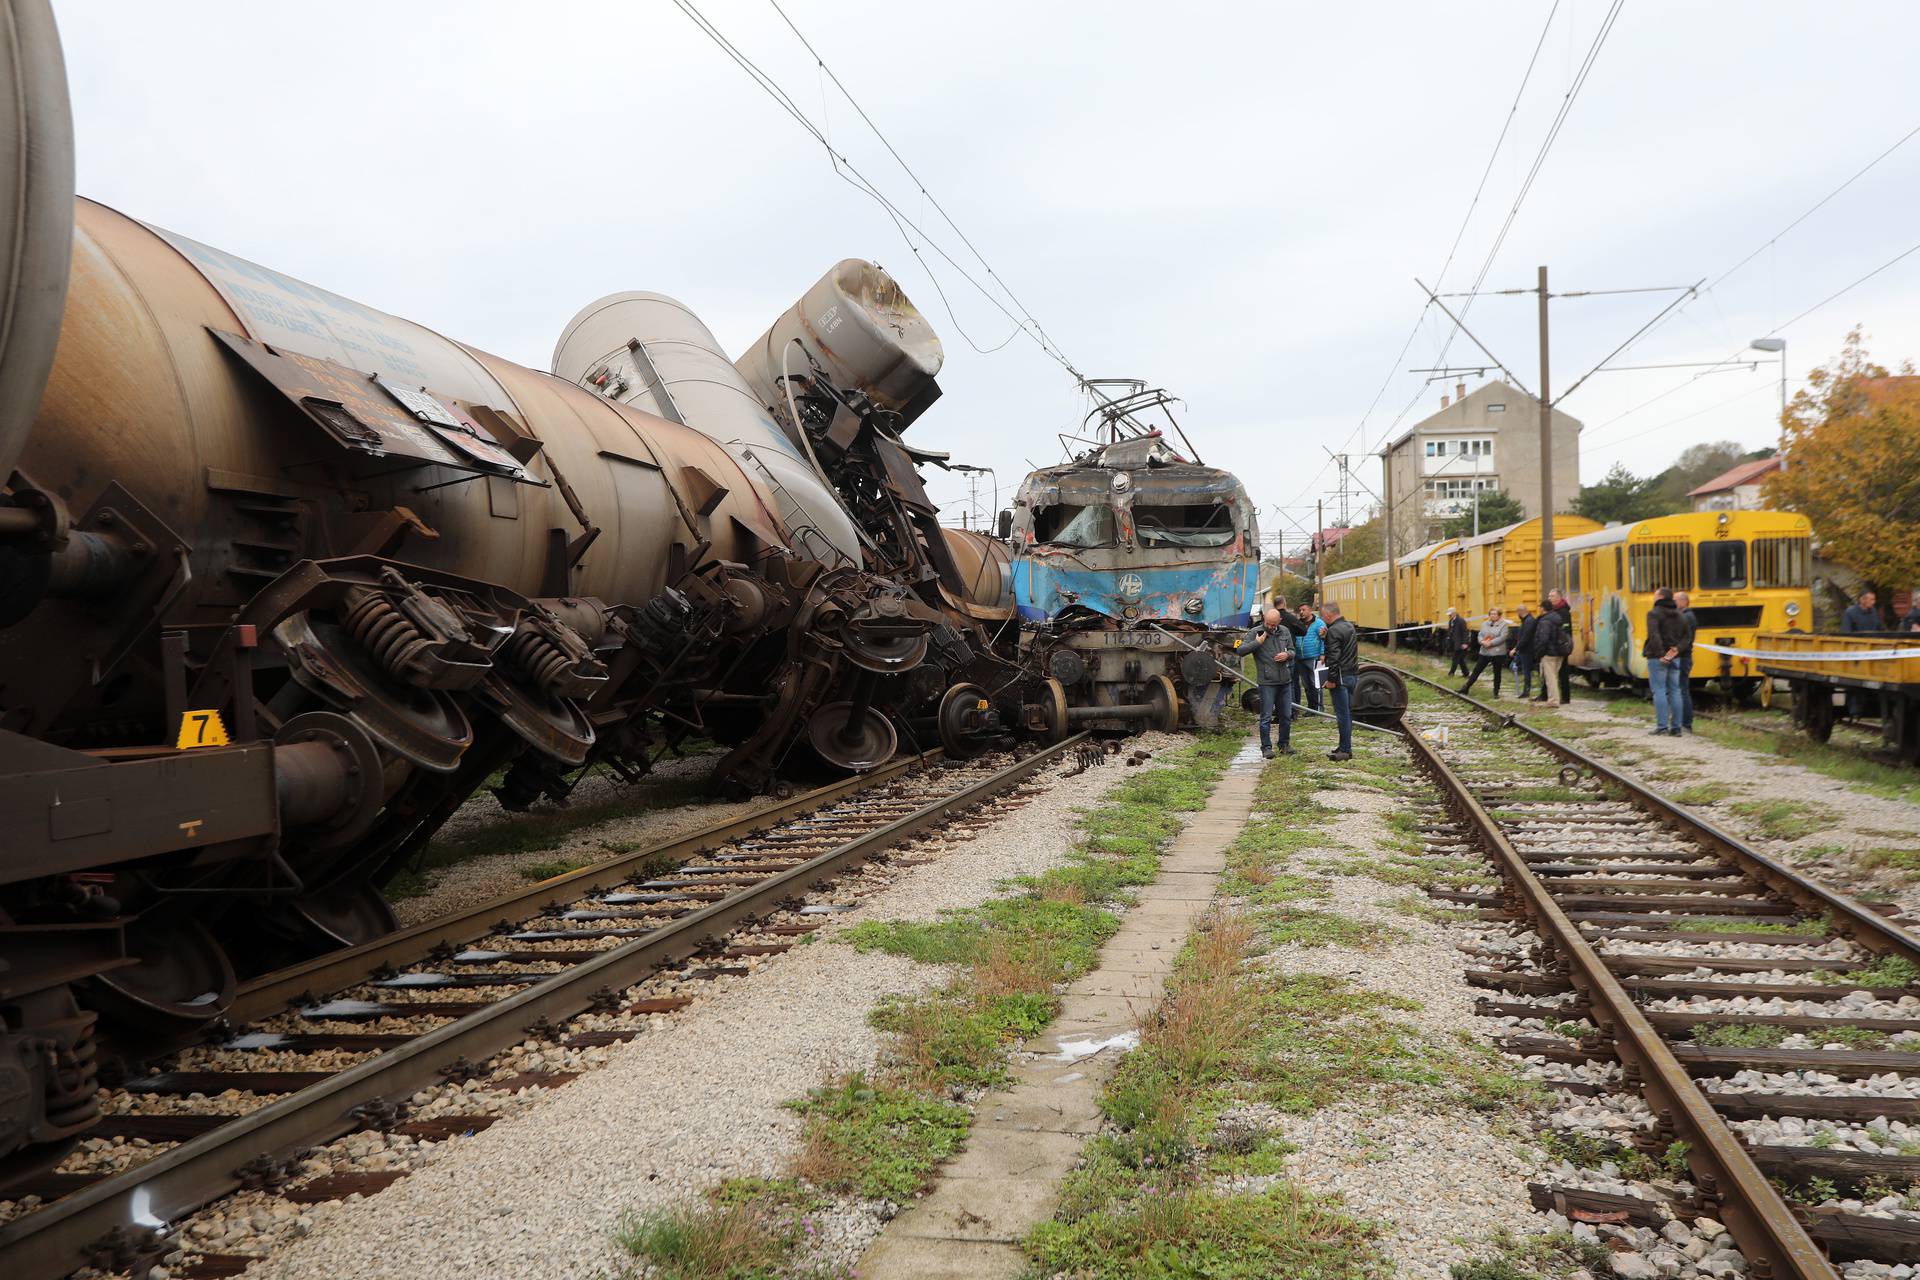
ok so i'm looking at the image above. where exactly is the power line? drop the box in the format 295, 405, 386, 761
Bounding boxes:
1324, 1, 1564, 483
764, 0, 1080, 379
670, 0, 1085, 380
1582, 117, 1920, 430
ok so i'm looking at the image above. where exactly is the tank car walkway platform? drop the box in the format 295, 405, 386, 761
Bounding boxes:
855, 736, 1261, 1279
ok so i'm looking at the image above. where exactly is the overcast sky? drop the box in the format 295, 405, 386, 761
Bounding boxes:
52, 1, 1920, 554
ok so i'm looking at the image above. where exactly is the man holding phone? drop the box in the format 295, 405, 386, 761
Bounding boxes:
1233, 607, 1296, 759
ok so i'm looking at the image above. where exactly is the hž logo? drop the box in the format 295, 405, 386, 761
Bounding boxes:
1117, 573, 1143, 598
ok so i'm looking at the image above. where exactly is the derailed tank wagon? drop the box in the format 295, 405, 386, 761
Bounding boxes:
1006, 387, 1260, 737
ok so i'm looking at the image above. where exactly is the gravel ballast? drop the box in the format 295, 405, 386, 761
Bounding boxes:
230, 741, 1177, 1280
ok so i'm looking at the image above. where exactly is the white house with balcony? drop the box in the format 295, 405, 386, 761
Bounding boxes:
1385, 380, 1582, 548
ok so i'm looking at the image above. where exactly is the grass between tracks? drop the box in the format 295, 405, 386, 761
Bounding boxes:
1020, 744, 1543, 1280
613, 727, 1248, 1278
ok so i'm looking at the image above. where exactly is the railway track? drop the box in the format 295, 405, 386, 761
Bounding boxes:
0, 736, 1088, 1280
1402, 672, 1920, 1280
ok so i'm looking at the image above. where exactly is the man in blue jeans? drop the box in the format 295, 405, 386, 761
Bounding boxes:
1232, 608, 1296, 759
1293, 601, 1326, 711
1319, 601, 1360, 760
1643, 587, 1686, 735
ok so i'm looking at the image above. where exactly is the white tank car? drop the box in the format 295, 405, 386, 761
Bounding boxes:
552, 288, 864, 567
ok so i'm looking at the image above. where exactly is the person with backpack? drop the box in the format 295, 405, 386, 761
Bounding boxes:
1532, 596, 1572, 706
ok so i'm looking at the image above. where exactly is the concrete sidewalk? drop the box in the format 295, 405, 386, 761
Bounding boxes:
857, 739, 1263, 1279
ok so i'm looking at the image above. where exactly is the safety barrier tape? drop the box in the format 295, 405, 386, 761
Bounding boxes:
1695, 641, 1920, 662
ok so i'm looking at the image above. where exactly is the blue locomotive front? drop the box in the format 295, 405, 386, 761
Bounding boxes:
1008, 432, 1259, 735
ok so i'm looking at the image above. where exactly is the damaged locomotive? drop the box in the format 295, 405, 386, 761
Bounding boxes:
1006, 385, 1260, 737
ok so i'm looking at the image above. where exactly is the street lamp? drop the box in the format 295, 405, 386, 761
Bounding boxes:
1750, 337, 1788, 469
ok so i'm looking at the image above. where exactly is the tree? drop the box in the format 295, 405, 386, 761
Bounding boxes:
1649, 440, 1756, 509
1317, 516, 1384, 577
1572, 463, 1669, 524
1766, 329, 1920, 596
1440, 488, 1524, 539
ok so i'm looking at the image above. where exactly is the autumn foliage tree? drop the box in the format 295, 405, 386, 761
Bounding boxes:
1765, 329, 1920, 595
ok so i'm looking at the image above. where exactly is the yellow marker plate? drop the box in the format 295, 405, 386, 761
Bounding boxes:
176, 710, 231, 749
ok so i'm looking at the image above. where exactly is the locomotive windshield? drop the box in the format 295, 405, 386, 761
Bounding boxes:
1698, 540, 1748, 591
1035, 503, 1117, 548
1134, 503, 1235, 548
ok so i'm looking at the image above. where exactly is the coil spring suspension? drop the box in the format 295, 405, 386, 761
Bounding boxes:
501, 626, 573, 694
343, 588, 432, 681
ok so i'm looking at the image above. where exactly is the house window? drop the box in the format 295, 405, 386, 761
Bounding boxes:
1425, 441, 1437, 457
1487, 403, 1506, 413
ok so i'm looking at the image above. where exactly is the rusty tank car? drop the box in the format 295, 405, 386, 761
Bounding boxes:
1007, 385, 1260, 737
0, 142, 1028, 1201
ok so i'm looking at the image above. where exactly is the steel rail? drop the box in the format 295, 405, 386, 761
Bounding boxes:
1402, 717, 1837, 1280
1401, 669, 1920, 964
228, 750, 934, 1024
0, 734, 1087, 1279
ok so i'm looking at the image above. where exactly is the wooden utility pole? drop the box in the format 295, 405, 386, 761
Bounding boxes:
1315, 498, 1324, 604
1382, 448, 1397, 652
1537, 263, 1556, 596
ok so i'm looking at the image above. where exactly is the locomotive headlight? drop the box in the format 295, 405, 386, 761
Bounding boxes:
1184, 596, 1205, 615
1111, 472, 1131, 493
1785, 601, 1801, 619
1123, 605, 1139, 619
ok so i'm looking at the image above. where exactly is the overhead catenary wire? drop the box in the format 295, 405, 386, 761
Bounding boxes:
671, 0, 1086, 380
1320, 0, 1565, 487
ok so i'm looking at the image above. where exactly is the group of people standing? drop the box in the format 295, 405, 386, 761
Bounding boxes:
1641, 587, 1697, 735
1446, 591, 1576, 704
1233, 600, 1361, 762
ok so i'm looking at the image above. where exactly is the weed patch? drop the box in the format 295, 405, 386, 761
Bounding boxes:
1728, 798, 1841, 842
1671, 781, 1735, 806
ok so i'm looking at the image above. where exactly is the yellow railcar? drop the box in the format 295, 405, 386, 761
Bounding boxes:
1323, 559, 1391, 632
1554, 509, 1812, 690
1442, 515, 1602, 621
1394, 540, 1454, 631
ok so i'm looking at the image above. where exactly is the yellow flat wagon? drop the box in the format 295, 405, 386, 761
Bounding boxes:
1753, 630, 1920, 762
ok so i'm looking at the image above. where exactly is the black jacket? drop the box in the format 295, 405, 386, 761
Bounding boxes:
1513, 613, 1539, 657
1904, 606, 1920, 632
1233, 625, 1295, 686
1446, 615, 1469, 650
1533, 607, 1569, 659
1323, 617, 1360, 676
1643, 597, 1685, 661
1676, 608, 1698, 653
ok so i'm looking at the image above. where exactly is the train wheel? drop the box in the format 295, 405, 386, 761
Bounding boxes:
284, 884, 400, 951
84, 918, 234, 1033
807, 700, 898, 771
936, 682, 993, 758
1146, 675, 1180, 733
1041, 677, 1071, 743
1353, 664, 1410, 727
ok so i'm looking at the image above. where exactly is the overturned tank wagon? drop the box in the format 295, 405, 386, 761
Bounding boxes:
0, 185, 1014, 1178
1008, 386, 1260, 737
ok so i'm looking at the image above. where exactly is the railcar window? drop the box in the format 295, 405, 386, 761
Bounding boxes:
1629, 540, 1693, 593
1698, 540, 1747, 590
1567, 555, 1581, 591
1753, 536, 1810, 589
1035, 504, 1116, 548
1132, 503, 1236, 548
1615, 547, 1622, 585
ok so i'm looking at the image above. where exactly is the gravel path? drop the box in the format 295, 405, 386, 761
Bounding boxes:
236, 743, 1173, 1280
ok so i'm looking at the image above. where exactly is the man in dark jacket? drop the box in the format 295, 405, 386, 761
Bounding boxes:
1531, 594, 1572, 706
1444, 607, 1471, 677
1842, 590, 1882, 633
1319, 601, 1360, 761
1233, 608, 1296, 759
1643, 588, 1686, 735
1674, 590, 1699, 733
1903, 592, 1920, 631
1511, 604, 1539, 700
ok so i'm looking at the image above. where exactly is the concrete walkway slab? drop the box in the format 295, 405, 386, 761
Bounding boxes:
857, 738, 1261, 1279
